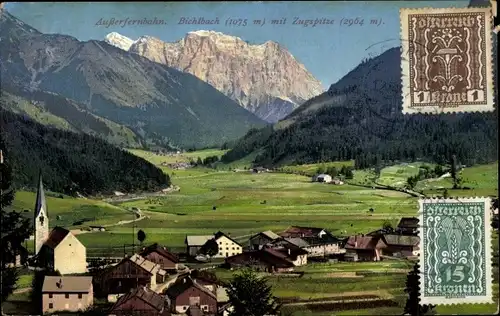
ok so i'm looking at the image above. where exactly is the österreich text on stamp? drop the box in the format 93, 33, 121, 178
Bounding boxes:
400, 7, 495, 114
418, 197, 493, 305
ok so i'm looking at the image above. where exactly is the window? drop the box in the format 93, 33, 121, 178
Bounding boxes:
226, 247, 229, 250
48, 294, 53, 298
183, 306, 187, 310
65, 293, 69, 299
78, 293, 83, 299
232, 247, 235, 250
49, 303, 53, 309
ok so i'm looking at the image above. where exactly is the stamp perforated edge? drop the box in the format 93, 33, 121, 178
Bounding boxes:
417, 197, 494, 306
400, 7, 496, 115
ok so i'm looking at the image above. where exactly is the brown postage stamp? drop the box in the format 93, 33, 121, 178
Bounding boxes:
400, 7, 495, 114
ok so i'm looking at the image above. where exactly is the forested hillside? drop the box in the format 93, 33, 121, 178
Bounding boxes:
222, 47, 498, 168
0, 108, 170, 195
1, 84, 143, 148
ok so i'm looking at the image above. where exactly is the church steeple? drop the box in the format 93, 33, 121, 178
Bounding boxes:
34, 170, 49, 255
34, 170, 47, 218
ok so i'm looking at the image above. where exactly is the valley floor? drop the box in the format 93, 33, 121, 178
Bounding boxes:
10, 150, 499, 315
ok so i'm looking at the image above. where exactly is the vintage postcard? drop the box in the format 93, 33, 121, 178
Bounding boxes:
418, 198, 494, 305
0, 1, 498, 316
400, 7, 495, 114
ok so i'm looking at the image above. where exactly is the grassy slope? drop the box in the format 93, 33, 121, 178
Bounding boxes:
1, 91, 141, 148
11, 191, 134, 231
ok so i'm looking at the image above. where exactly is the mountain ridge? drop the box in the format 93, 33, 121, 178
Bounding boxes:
0, 10, 267, 149
105, 30, 324, 122
221, 45, 497, 168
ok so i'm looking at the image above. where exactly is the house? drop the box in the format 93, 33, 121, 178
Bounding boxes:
396, 217, 419, 235
33, 171, 87, 274
140, 243, 180, 272
37, 227, 87, 275
225, 250, 295, 273
312, 174, 332, 183
272, 236, 343, 258
96, 254, 167, 295
185, 232, 243, 258
379, 234, 420, 258
248, 231, 280, 250
262, 245, 308, 266
276, 227, 343, 257
279, 226, 330, 239
332, 179, 344, 185
344, 235, 384, 261
165, 277, 218, 315
185, 236, 213, 257
42, 276, 93, 314
109, 286, 170, 316
176, 270, 220, 295
252, 167, 269, 173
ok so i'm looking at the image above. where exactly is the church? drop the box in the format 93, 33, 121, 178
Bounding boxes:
34, 171, 87, 275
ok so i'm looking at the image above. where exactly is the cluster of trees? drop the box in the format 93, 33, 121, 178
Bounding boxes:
316, 165, 354, 179
195, 155, 220, 167
1, 108, 171, 196
405, 164, 448, 190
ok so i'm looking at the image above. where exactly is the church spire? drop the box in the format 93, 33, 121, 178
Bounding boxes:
34, 169, 47, 217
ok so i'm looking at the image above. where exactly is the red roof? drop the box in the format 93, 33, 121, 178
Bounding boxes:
344, 236, 381, 250
226, 250, 294, 268
140, 243, 179, 263
279, 226, 325, 238
44, 227, 70, 249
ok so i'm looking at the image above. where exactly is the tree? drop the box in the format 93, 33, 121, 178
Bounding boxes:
344, 166, 354, 179
326, 166, 338, 178
0, 147, 33, 306
450, 154, 463, 189
200, 238, 219, 260
196, 157, 203, 165
443, 188, 449, 198
404, 263, 436, 315
369, 207, 374, 213
226, 269, 281, 316
406, 175, 418, 190
137, 229, 146, 246
316, 165, 326, 174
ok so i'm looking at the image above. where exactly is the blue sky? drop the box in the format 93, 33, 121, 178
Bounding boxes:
5, 1, 469, 89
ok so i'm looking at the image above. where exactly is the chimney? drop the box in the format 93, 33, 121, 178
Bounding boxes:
183, 278, 187, 284
354, 236, 358, 248
56, 278, 63, 289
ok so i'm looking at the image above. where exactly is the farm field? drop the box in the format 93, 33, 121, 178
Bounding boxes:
80, 170, 416, 256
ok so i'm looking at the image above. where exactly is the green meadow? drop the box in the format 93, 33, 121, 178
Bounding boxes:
10, 149, 498, 314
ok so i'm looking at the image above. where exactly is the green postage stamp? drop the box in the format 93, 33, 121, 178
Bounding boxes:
419, 197, 493, 305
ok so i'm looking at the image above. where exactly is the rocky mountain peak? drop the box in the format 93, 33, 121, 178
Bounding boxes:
104, 32, 135, 51
105, 30, 323, 122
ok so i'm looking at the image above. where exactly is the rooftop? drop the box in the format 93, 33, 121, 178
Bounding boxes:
112, 286, 167, 312
128, 254, 163, 275
344, 235, 380, 250
44, 227, 71, 249
42, 276, 92, 293
140, 243, 179, 263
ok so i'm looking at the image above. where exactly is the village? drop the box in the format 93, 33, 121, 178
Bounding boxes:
5, 173, 425, 316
